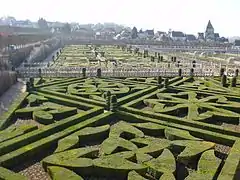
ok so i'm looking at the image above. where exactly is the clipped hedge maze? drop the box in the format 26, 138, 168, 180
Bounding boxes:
41, 120, 219, 179
34, 77, 159, 107
122, 77, 240, 133
0, 76, 240, 180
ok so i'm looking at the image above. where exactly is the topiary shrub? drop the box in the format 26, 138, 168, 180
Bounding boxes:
157, 76, 162, 85
220, 68, 225, 76
27, 94, 48, 106
47, 166, 84, 180
235, 69, 239, 77
82, 68, 86, 78
15, 106, 48, 119
192, 60, 196, 68
38, 68, 42, 78
221, 74, 227, 87
174, 56, 177, 62
33, 110, 54, 125
26, 81, 31, 92
29, 78, 34, 87
128, 170, 147, 180
49, 107, 77, 121
190, 68, 194, 77
110, 95, 118, 112
178, 69, 182, 77
231, 76, 237, 87
105, 91, 111, 111
97, 68, 101, 78
177, 61, 180, 68
164, 78, 169, 88
145, 149, 176, 179
0, 167, 27, 180
151, 56, 155, 62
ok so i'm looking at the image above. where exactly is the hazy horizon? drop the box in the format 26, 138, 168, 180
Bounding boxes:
1, 0, 239, 37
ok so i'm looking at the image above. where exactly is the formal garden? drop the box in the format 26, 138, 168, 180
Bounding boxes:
0, 45, 240, 180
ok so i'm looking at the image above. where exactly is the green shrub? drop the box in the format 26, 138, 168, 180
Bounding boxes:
160, 173, 176, 180
15, 106, 48, 119
132, 122, 165, 137
231, 76, 237, 87
0, 167, 27, 180
55, 135, 79, 153
27, 94, 48, 106
145, 149, 176, 179
136, 152, 153, 164
49, 107, 77, 121
0, 124, 38, 143
218, 140, 240, 180
128, 170, 147, 180
47, 166, 84, 180
42, 146, 98, 170
221, 75, 227, 87
93, 155, 147, 178
101, 137, 138, 155
109, 121, 144, 139
170, 140, 215, 165
165, 127, 201, 141
33, 110, 54, 125
0, 107, 104, 161
135, 138, 170, 157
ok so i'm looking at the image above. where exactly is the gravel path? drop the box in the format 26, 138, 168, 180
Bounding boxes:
14, 119, 45, 129
215, 122, 240, 156
0, 80, 26, 116
19, 163, 50, 180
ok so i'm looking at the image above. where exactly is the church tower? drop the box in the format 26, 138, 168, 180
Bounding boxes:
205, 20, 215, 41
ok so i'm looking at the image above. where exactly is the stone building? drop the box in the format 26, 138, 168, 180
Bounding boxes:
205, 20, 215, 41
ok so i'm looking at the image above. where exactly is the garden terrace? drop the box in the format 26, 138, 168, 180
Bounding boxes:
17, 44, 240, 78
2, 43, 240, 179
0, 75, 240, 180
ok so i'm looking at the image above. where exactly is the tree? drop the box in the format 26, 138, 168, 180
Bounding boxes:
131, 27, 138, 39
62, 23, 71, 34
38, 18, 48, 29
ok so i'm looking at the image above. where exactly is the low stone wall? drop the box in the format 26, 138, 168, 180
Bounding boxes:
0, 71, 17, 96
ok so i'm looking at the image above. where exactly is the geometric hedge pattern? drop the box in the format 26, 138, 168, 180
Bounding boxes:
0, 76, 240, 180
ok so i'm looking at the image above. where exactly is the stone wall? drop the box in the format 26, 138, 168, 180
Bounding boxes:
0, 71, 17, 96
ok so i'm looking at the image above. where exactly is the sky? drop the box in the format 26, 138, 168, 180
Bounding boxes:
0, 0, 239, 37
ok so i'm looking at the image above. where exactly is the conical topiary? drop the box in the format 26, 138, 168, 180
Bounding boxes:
164, 78, 169, 88
235, 69, 239, 77
82, 68, 86, 78
110, 95, 118, 112
221, 74, 227, 87
178, 69, 182, 77
105, 91, 111, 110
220, 68, 225, 76
231, 76, 237, 87
97, 68, 101, 77
190, 68, 194, 77
157, 76, 162, 85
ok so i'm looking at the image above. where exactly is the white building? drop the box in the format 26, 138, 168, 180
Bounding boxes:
169, 31, 186, 41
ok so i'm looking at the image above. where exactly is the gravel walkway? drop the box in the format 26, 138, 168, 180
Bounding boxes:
14, 119, 45, 129
0, 80, 26, 116
19, 163, 50, 180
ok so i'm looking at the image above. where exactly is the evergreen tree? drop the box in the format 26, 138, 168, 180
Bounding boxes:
131, 27, 138, 39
